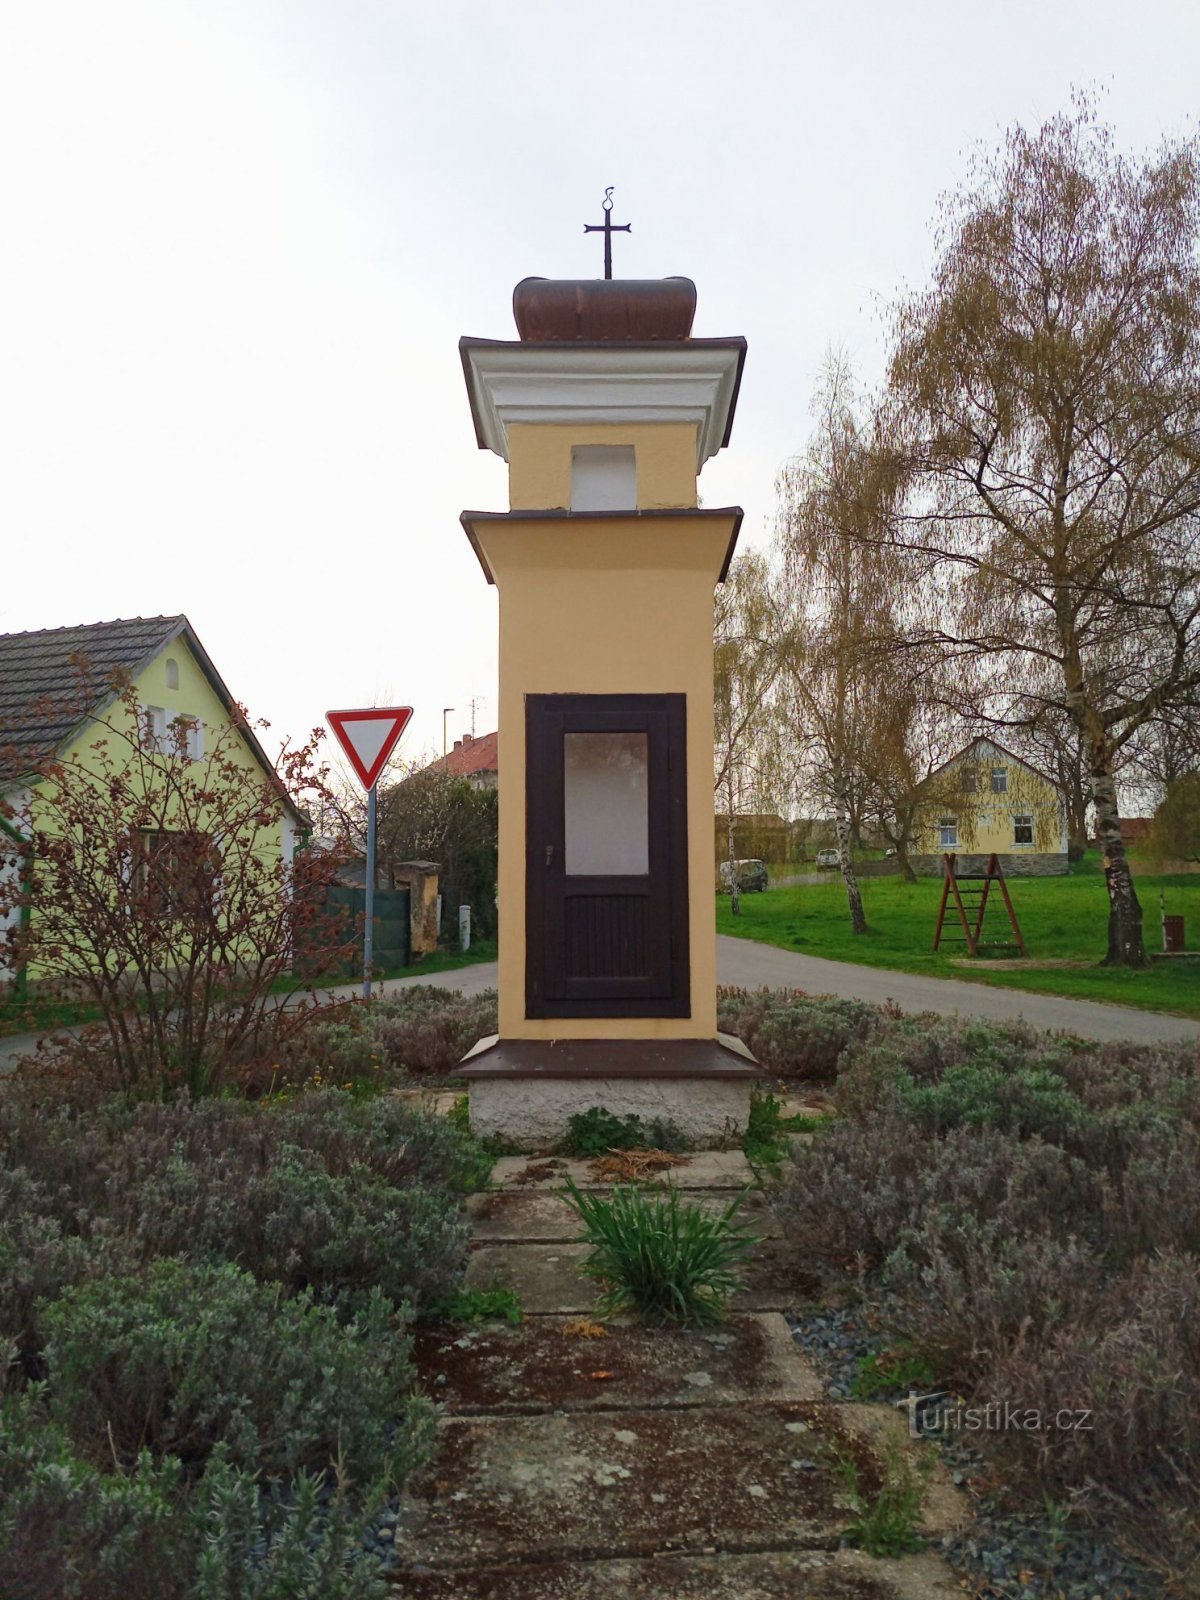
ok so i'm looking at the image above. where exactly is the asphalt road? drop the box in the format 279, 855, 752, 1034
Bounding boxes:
3, 936, 1196, 1073
714, 935, 1200, 1044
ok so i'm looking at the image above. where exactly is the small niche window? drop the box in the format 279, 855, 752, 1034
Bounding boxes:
570, 445, 637, 512
938, 817, 958, 848
165, 657, 179, 691
990, 766, 1008, 793
1013, 814, 1034, 846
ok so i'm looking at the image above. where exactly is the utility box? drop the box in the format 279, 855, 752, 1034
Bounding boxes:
454, 272, 763, 1146
1164, 914, 1186, 953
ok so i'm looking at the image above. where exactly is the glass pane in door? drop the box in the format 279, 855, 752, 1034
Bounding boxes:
563, 731, 649, 875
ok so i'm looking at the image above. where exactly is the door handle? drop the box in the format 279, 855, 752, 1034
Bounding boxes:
545, 844, 554, 867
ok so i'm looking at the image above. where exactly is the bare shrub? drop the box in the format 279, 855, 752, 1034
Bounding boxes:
1, 678, 354, 1100
986, 1253, 1200, 1498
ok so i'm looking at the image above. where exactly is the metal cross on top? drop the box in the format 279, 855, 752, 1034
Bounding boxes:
584, 186, 631, 280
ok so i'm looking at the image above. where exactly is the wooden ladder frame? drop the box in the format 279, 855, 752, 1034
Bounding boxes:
932, 852, 1027, 957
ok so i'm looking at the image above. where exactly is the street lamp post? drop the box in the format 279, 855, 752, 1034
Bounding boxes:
443, 707, 454, 756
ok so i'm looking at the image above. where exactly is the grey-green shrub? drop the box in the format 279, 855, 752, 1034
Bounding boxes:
0, 1092, 485, 1333
124, 1145, 467, 1313
0, 1397, 187, 1600
780, 1009, 1200, 1515
0, 1397, 390, 1600
41, 1259, 431, 1485
779, 1116, 1106, 1270
276, 986, 499, 1086
717, 986, 880, 1080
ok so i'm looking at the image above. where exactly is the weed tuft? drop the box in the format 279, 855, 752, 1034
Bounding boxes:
562, 1106, 687, 1158
434, 1283, 523, 1325
563, 1178, 758, 1326
837, 1434, 928, 1557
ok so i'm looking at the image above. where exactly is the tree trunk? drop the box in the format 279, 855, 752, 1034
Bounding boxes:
726, 776, 740, 918
897, 850, 918, 884
834, 786, 868, 935
1091, 754, 1147, 967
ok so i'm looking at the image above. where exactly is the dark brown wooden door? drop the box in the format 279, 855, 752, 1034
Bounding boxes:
526, 693, 690, 1019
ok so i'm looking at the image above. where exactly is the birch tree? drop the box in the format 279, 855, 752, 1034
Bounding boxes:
775, 362, 900, 935
885, 102, 1200, 966
713, 550, 779, 916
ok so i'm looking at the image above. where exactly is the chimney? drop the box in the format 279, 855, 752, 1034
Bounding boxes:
463, 732, 473, 745
454, 738, 462, 752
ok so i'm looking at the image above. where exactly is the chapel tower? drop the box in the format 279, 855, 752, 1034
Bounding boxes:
456, 220, 760, 1144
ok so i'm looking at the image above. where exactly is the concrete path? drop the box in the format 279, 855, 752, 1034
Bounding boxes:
715, 935, 1200, 1043
397, 1149, 967, 1598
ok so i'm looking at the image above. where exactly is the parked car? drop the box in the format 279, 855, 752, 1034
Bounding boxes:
718, 858, 769, 893
815, 848, 840, 871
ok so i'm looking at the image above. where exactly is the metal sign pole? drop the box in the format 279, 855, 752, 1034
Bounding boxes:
363, 781, 377, 1000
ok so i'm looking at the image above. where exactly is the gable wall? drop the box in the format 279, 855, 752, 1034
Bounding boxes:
915, 740, 1067, 865
9, 639, 292, 983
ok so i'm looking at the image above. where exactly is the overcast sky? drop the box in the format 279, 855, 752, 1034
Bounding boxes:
2, 1, 1197, 773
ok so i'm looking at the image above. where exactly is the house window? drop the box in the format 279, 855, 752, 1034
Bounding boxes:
141, 707, 203, 759
938, 817, 958, 848
165, 657, 179, 691
570, 445, 637, 511
142, 705, 167, 752
136, 829, 218, 920
1013, 814, 1034, 846
961, 770, 978, 794
990, 766, 1007, 793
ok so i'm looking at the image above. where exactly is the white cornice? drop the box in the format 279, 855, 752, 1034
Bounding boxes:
461, 341, 745, 466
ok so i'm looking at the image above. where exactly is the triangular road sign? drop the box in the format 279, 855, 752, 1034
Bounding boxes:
326, 706, 414, 790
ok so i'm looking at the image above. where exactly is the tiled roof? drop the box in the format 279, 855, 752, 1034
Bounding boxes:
0, 615, 310, 827
429, 731, 498, 778
0, 616, 184, 782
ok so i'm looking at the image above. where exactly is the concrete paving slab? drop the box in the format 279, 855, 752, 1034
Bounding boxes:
395, 1547, 964, 1600
412, 1312, 824, 1412
463, 1241, 594, 1313
465, 1186, 779, 1242
395, 1401, 863, 1570
464, 1238, 820, 1316
489, 1150, 756, 1191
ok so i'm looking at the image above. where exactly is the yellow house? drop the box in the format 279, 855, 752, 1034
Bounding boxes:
454, 270, 762, 1146
913, 736, 1068, 877
0, 615, 307, 987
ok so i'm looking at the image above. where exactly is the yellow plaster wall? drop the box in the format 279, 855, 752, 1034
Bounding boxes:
475, 514, 734, 1040
53, 639, 271, 811
507, 422, 700, 511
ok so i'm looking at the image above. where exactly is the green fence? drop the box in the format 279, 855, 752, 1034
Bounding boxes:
296, 885, 411, 980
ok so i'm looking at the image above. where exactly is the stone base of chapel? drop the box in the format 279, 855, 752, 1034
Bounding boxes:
456, 1034, 764, 1151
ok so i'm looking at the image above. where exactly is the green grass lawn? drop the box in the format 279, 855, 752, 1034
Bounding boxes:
717, 854, 1200, 1017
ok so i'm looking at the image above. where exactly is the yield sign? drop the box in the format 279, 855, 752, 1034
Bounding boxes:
326, 706, 413, 790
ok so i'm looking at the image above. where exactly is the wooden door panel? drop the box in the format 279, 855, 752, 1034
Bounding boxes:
526, 694, 689, 1020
